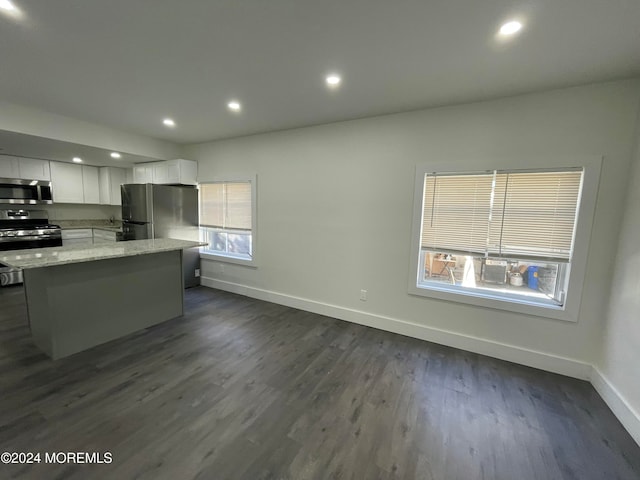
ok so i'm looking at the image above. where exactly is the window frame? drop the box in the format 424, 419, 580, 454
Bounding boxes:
199, 174, 257, 267
408, 156, 602, 322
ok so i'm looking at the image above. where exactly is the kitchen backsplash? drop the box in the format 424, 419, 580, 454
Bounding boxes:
54, 219, 122, 229
40, 204, 122, 222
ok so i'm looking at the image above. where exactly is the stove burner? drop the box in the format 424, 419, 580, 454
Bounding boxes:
0, 209, 63, 285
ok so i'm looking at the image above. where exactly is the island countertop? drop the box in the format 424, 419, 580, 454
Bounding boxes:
0, 238, 206, 270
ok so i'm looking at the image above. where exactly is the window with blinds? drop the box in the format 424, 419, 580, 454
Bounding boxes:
200, 182, 252, 231
199, 180, 254, 260
422, 173, 494, 256
421, 168, 583, 262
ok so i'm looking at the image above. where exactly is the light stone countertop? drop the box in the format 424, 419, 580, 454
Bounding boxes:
0, 239, 207, 270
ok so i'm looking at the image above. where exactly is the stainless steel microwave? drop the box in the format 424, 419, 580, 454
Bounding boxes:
0, 178, 53, 204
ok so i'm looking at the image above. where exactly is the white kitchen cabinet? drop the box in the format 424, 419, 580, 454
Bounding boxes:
18, 158, 50, 181
0, 156, 50, 180
166, 159, 197, 185
50, 161, 85, 203
81, 166, 100, 204
152, 161, 169, 184
92, 228, 118, 243
133, 164, 153, 183
125, 168, 134, 184
135, 159, 197, 185
0, 156, 21, 178
61, 229, 93, 247
99, 166, 126, 205
98, 168, 109, 203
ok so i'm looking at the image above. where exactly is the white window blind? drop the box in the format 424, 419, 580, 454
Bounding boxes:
488, 171, 582, 260
421, 169, 583, 261
200, 182, 252, 230
421, 173, 494, 255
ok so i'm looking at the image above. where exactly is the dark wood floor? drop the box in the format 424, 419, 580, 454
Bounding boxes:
0, 286, 638, 480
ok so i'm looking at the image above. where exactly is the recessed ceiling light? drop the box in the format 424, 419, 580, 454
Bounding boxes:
227, 101, 242, 112
110, 152, 121, 159
499, 20, 523, 36
72, 157, 82, 163
326, 74, 342, 88
0, 0, 16, 12
163, 118, 176, 127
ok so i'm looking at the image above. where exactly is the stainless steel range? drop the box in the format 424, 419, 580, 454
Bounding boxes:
0, 209, 62, 286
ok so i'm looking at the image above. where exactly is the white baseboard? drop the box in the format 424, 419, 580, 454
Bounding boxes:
200, 277, 592, 380
590, 367, 640, 446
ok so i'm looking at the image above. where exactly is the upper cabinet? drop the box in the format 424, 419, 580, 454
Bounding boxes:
133, 164, 153, 183
167, 159, 197, 185
99, 167, 126, 205
18, 158, 51, 181
4, 155, 192, 204
152, 162, 169, 184
82, 166, 100, 204
51, 162, 125, 205
0, 156, 51, 181
50, 162, 85, 203
0, 156, 21, 178
134, 159, 197, 185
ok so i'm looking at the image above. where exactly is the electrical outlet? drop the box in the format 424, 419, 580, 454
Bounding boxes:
360, 289, 367, 301
195, 268, 200, 278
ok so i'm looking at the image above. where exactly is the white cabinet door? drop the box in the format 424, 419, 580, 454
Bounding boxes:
61, 229, 93, 241
82, 166, 100, 204
166, 161, 180, 183
99, 167, 126, 205
125, 168, 134, 184
92, 229, 118, 243
134, 160, 197, 185
61, 229, 93, 247
181, 159, 197, 185
50, 162, 84, 203
0, 156, 20, 178
167, 159, 197, 185
110, 168, 126, 206
99, 167, 110, 204
152, 161, 169, 184
62, 238, 93, 247
133, 164, 153, 183
18, 158, 51, 181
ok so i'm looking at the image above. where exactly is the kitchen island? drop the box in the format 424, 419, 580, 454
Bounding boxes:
0, 239, 205, 359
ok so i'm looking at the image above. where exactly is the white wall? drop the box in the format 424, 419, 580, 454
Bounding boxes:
186, 79, 640, 379
0, 100, 181, 160
595, 107, 640, 444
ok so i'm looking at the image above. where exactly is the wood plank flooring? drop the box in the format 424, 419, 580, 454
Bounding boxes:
0, 285, 638, 480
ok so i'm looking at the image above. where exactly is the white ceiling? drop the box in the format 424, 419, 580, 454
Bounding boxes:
0, 130, 158, 167
0, 0, 639, 145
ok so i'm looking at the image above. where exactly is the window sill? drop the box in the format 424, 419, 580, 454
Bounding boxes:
199, 251, 256, 267
408, 282, 576, 322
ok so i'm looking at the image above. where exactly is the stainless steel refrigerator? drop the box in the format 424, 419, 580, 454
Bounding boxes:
121, 184, 200, 288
